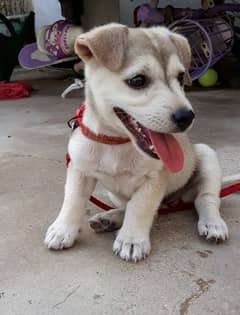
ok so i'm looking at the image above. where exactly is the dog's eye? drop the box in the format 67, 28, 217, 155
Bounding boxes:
126, 75, 148, 89
177, 72, 185, 86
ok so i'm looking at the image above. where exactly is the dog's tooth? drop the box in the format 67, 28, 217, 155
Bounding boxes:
131, 119, 138, 128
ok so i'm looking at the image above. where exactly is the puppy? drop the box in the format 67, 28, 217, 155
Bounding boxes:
45, 23, 230, 262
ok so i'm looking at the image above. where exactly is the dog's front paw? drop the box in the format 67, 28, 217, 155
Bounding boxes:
44, 219, 81, 250
198, 216, 229, 241
113, 229, 151, 262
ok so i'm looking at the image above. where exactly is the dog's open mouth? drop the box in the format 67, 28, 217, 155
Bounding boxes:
114, 108, 184, 173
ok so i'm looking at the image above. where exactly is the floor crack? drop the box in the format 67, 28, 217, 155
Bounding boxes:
52, 284, 81, 309
179, 278, 215, 315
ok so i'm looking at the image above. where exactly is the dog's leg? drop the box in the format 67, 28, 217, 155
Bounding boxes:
89, 208, 125, 232
89, 192, 127, 232
113, 176, 166, 262
194, 144, 229, 241
45, 163, 96, 249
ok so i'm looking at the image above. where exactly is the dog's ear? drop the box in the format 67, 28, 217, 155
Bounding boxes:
74, 23, 128, 72
170, 33, 192, 86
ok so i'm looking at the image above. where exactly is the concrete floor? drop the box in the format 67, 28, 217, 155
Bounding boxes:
0, 79, 240, 315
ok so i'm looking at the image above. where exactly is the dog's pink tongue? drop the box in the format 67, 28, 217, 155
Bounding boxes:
148, 130, 184, 173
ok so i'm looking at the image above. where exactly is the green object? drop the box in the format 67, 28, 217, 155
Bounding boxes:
0, 12, 34, 82
72, 68, 85, 79
198, 68, 218, 87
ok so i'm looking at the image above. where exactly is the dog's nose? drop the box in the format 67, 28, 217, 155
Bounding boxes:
172, 109, 195, 131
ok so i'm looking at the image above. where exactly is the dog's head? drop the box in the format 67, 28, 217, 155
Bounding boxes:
75, 24, 195, 173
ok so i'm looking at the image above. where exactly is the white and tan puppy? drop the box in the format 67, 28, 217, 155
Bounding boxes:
45, 24, 231, 262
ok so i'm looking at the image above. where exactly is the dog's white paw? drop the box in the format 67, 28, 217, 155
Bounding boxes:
44, 219, 81, 250
89, 209, 123, 233
113, 230, 151, 262
198, 216, 229, 241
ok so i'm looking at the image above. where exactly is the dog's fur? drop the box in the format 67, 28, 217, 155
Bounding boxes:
45, 24, 231, 262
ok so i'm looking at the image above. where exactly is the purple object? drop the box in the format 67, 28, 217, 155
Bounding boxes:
135, 3, 240, 27
135, 4, 205, 26
19, 20, 83, 69
134, 3, 240, 80
169, 18, 234, 80
19, 43, 60, 69
135, 4, 164, 26
44, 20, 73, 59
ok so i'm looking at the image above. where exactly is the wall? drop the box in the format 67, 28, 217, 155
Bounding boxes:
82, 0, 120, 30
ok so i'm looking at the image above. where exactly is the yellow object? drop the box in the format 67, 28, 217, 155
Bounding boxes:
198, 68, 218, 87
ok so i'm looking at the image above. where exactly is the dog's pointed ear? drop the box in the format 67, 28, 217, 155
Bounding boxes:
170, 33, 192, 86
74, 23, 129, 72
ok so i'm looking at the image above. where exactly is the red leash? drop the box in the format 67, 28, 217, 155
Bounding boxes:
89, 183, 240, 215
220, 183, 240, 198
66, 153, 240, 214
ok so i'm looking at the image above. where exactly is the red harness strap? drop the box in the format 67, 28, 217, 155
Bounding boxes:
89, 184, 240, 215
74, 102, 130, 145
68, 153, 240, 214
220, 183, 240, 198
66, 104, 240, 215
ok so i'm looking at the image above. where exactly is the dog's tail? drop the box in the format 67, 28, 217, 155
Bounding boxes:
222, 173, 240, 189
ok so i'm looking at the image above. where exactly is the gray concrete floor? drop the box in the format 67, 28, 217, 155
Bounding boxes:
0, 79, 240, 315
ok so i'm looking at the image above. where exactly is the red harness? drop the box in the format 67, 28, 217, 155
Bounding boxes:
68, 102, 130, 145
66, 103, 240, 214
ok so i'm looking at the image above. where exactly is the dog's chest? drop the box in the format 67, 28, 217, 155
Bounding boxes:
69, 132, 160, 174
69, 131, 162, 193
89, 148, 161, 197
68, 130, 196, 198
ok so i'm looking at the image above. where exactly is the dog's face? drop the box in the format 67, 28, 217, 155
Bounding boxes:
75, 24, 195, 172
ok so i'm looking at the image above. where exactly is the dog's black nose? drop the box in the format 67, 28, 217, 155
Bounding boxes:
172, 109, 195, 131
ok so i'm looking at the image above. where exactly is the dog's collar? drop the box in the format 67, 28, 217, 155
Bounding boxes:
68, 102, 130, 145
